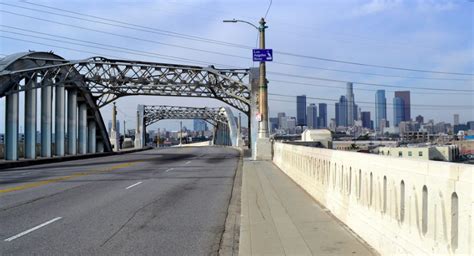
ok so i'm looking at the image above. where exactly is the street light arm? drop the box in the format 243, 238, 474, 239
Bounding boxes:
223, 18, 259, 30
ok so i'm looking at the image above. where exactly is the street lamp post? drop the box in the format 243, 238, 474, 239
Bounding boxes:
223, 18, 269, 138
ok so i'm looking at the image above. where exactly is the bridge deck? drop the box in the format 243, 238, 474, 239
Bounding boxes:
240, 160, 377, 256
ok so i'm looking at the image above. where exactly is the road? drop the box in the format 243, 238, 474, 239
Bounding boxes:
0, 146, 240, 255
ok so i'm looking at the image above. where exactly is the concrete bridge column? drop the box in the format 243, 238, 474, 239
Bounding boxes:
67, 89, 77, 155
134, 110, 142, 148
87, 121, 96, 153
41, 82, 52, 157
5, 86, 19, 160
55, 84, 65, 156
97, 141, 104, 153
78, 103, 88, 154
110, 102, 119, 151
24, 78, 37, 159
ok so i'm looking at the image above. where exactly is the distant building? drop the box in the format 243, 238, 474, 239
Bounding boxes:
296, 95, 307, 126
306, 103, 318, 129
401, 131, 429, 143
108, 120, 120, 137
335, 96, 348, 127
318, 103, 327, 128
361, 111, 371, 129
415, 115, 424, 124
269, 117, 279, 132
193, 119, 208, 131
454, 114, 460, 126
301, 129, 332, 148
454, 124, 469, 134
287, 117, 297, 134
379, 118, 389, 132
393, 96, 405, 127
277, 112, 286, 128
467, 121, 474, 130
378, 145, 459, 162
346, 82, 355, 126
375, 90, 387, 131
394, 91, 411, 121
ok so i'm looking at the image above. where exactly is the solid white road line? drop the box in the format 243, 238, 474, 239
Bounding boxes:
165, 168, 174, 173
185, 161, 191, 165
125, 181, 143, 190
4, 217, 62, 242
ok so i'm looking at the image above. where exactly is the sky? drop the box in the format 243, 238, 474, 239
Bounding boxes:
0, 0, 473, 133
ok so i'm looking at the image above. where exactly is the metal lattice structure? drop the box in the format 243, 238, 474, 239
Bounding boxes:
1, 53, 251, 113
143, 105, 228, 127
0, 51, 251, 160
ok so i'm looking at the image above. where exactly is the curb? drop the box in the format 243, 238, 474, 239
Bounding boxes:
0, 147, 153, 171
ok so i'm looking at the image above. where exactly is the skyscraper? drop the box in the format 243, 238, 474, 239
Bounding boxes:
375, 90, 387, 131
393, 97, 405, 127
193, 119, 207, 131
296, 95, 307, 126
318, 103, 327, 128
306, 103, 318, 129
336, 96, 348, 127
416, 115, 424, 124
361, 111, 371, 128
394, 91, 411, 121
454, 114, 460, 125
277, 112, 286, 129
346, 82, 355, 126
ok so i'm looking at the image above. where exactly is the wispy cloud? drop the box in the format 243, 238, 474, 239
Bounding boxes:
352, 0, 402, 17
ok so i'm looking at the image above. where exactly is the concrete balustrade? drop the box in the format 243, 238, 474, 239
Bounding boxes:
273, 142, 473, 256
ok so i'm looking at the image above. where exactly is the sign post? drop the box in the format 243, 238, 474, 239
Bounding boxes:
253, 49, 273, 62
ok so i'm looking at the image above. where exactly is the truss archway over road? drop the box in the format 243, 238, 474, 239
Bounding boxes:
0, 52, 252, 160
135, 105, 239, 147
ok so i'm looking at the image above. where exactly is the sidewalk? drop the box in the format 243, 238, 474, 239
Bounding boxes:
239, 160, 377, 256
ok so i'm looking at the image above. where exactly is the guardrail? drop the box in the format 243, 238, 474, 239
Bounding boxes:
273, 142, 473, 255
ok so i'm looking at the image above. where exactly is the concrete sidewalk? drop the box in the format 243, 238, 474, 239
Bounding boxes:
240, 160, 377, 256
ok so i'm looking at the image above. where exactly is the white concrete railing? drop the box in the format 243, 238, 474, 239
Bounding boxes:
273, 142, 473, 256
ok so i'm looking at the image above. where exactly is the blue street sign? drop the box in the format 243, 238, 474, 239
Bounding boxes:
253, 49, 273, 62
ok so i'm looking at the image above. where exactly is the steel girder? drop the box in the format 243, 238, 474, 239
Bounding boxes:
0, 52, 113, 152
1, 53, 251, 114
143, 105, 228, 127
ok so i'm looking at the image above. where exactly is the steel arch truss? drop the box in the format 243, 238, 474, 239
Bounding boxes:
1, 54, 251, 114
143, 105, 228, 127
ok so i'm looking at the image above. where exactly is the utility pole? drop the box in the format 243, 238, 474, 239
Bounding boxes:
123, 120, 126, 138
258, 17, 269, 138
179, 121, 183, 145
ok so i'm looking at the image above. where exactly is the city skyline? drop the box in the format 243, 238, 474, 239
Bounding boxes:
0, 0, 472, 133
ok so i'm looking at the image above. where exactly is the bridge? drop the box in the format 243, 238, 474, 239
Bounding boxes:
1, 52, 473, 255
136, 104, 240, 147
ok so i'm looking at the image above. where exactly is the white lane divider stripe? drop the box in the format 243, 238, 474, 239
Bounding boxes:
125, 181, 143, 190
165, 168, 174, 173
4, 217, 62, 242
185, 161, 191, 165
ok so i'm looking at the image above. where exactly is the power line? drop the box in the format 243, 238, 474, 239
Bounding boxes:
3, 28, 472, 94
1, 10, 469, 84
0, 28, 239, 68
5, 2, 250, 49
269, 72, 474, 92
264, 0, 273, 19
268, 98, 469, 111
271, 61, 470, 82
4, 2, 472, 77
270, 79, 468, 95
0, 10, 248, 61
269, 93, 474, 108
274, 51, 474, 76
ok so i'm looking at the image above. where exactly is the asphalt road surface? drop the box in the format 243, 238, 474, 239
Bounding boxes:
0, 146, 240, 255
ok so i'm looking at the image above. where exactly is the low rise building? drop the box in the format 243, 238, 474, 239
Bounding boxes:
378, 145, 459, 162
301, 129, 332, 148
